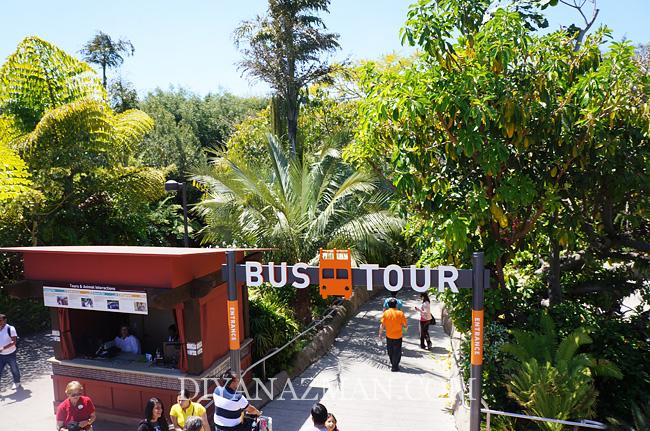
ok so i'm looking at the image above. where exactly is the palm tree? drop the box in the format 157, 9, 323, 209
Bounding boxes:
80, 31, 134, 88
234, 0, 340, 158
193, 135, 403, 323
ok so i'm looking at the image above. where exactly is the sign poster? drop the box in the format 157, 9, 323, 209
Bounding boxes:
470, 309, 484, 365
43, 284, 148, 315
227, 300, 240, 350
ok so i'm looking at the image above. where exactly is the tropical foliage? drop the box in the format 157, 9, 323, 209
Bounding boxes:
501, 313, 622, 430
138, 88, 266, 178
234, 0, 340, 156
347, 0, 649, 426
80, 31, 134, 88
194, 135, 403, 322
0, 37, 171, 247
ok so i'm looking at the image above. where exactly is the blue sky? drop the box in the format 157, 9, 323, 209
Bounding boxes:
1, 1, 648, 98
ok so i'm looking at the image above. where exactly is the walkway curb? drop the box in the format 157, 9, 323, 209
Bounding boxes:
442, 305, 470, 431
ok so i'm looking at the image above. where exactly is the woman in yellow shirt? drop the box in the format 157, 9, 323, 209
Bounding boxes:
169, 390, 209, 431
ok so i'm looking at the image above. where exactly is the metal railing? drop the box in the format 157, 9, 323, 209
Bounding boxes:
204, 299, 344, 410
449, 326, 607, 430
241, 298, 344, 379
482, 406, 606, 430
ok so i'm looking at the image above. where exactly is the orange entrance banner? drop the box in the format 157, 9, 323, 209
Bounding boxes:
470, 309, 484, 365
227, 300, 240, 350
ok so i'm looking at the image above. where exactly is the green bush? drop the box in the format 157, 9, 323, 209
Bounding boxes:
0, 292, 50, 334
501, 313, 622, 431
248, 289, 300, 378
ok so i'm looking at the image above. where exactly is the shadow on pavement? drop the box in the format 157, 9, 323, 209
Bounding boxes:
0, 386, 33, 404
0, 330, 55, 391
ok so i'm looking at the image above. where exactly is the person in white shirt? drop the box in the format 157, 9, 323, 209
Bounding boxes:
114, 325, 141, 354
415, 292, 434, 349
0, 313, 21, 390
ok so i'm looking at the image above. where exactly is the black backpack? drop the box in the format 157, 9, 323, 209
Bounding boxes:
6, 325, 19, 348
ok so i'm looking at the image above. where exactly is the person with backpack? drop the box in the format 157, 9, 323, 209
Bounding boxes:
0, 313, 21, 391
382, 291, 403, 310
378, 298, 408, 372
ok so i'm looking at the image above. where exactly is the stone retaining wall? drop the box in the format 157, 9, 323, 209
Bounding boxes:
442, 306, 470, 431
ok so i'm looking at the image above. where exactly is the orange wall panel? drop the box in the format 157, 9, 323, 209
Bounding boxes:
200, 284, 229, 369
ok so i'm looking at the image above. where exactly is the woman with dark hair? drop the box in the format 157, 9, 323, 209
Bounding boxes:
137, 397, 169, 431
415, 292, 434, 349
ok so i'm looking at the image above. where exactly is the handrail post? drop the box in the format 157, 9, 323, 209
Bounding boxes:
227, 250, 241, 375
469, 252, 485, 431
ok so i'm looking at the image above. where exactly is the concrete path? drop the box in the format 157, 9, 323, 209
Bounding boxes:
262, 292, 456, 431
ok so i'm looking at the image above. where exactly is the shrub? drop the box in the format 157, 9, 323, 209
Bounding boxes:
0, 292, 50, 334
248, 289, 300, 378
501, 313, 622, 431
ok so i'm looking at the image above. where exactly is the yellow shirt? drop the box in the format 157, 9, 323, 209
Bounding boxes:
381, 308, 407, 339
169, 402, 206, 427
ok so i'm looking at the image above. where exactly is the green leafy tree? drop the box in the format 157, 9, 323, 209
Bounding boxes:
193, 135, 403, 323
352, 4, 650, 301
0, 138, 33, 202
234, 0, 340, 157
502, 313, 622, 430
138, 88, 266, 178
0, 36, 166, 246
109, 77, 139, 113
80, 31, 134, 88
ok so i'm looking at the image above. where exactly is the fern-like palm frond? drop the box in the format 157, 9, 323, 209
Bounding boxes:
0, 36, 106, 132
0, 141, 33, 201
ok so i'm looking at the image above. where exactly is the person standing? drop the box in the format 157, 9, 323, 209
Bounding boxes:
170, 390, 209, 431
55, 381, 96, 431
0, 313, 21, 390
213, 369, 261, 431
307, 403, 329, 431
415, 292, 434, 349
382, 291, 403, 310
378, 298, 408, 372
137, 397, 170, 431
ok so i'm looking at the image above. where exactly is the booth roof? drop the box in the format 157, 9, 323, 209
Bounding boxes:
0, 246, 273, 289
0, 246, 273, 256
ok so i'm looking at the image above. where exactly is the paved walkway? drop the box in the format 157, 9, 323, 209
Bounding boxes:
0, 331, 133, 431
262, 292, 456, 430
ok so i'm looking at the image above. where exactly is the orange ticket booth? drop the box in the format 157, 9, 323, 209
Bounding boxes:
1, 246, 258, 419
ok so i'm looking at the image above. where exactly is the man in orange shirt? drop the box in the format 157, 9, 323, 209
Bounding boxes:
378, 297, 408, 372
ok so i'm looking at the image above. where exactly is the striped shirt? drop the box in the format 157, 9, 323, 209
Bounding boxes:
213, 385, 249, 430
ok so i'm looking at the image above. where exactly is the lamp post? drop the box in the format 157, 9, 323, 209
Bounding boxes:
165, 180, 189, 248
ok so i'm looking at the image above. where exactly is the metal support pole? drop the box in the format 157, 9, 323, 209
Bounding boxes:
470, 252, 485, 431
227, 251, 241, 375
181, 182, 189, 248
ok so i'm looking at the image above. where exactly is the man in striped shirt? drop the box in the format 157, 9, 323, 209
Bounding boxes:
213, 369, 261, 431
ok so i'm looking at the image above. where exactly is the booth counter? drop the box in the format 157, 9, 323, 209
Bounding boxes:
1, 246, 260, 419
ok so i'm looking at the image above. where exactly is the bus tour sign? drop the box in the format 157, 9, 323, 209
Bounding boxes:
224, 249, 489, 431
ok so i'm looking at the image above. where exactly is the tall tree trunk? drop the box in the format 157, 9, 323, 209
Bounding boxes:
286, 88, 299, 159
31, 219, 38, 246
294, 288, 311, 325
549, 211, 562, 305
101, 64, 107, 88
270, 96, 286, 139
